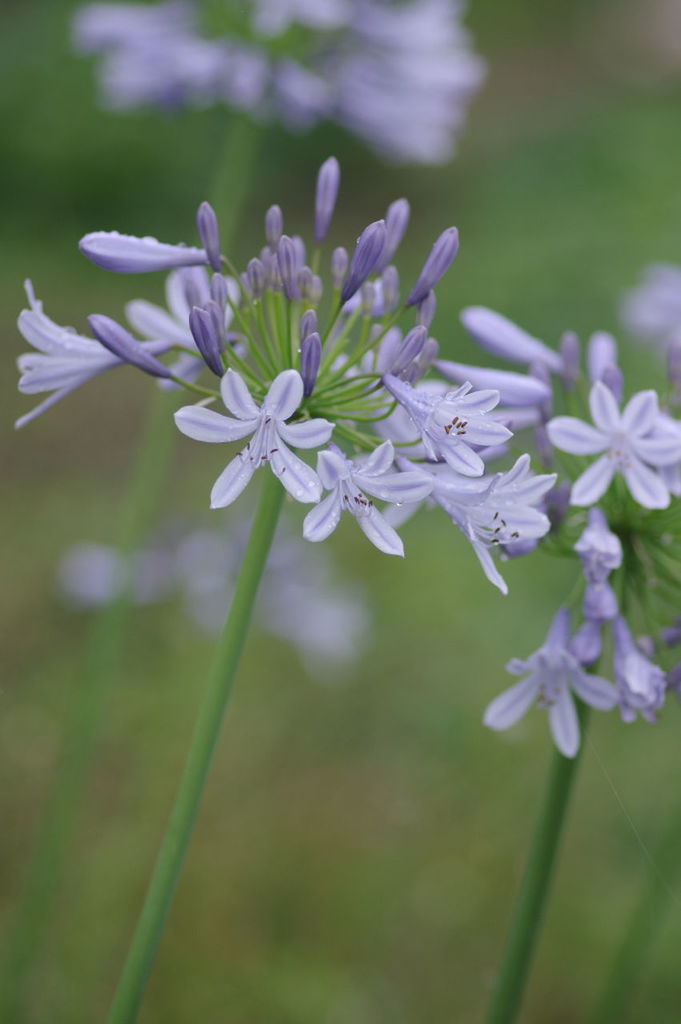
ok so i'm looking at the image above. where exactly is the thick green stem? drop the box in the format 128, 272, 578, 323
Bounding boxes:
589, 808, 681, 1024
0, 388, 175, 1022
106, 472, 284, 1024
485, 705, 590, 1024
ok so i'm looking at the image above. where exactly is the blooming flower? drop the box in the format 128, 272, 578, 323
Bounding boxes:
574, 507, 622, 623
73, 0, 485, 166
613, 617, 666, 723
303, 441, 432, 556
15, 281, 171, 428
383, 374, 512, 476
547, 381, 681, 508
484, 608, 618, 757
174, 369, 333, 507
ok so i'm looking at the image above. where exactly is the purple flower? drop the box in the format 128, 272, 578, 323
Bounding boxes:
174, 369, 333, 507
314, 156, 340, 243
303, 441, 432, 556
484, 608, 618, 757
547, 381, 681, 509
340, 220, 387, 303
88, 314, 173, 377
574, 507, 622, 581
80, 230, 208, 273
435, 359, 551, 407
383, 374, 511, 476
15, 281, 171, 428
620, 263, 681, 346
406, 227, 459, 306
613, 617, 666, 723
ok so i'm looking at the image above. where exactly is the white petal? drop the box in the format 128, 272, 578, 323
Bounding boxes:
441, 442, 485, 477
546, 416, 607, 455
303, 490, 342, 542
269, 441, 321, 503
621, 390, 659, 435
548, 688, 580, 758
571, 671, 618, 710
570, 455, 616, 506
360, 439, 395, 477
633, 434, 681, 467
220, 369, 260, 419
316, 449, 349, 490
174, 406, 257, 443
125, 300, 190, 344
483, 675, 539, 730
622, 457, 670, 509
277, 417, 334, 449
471, 540, 508, 594
265, 369, 303, 419
357, 506, 404, 556
210, 453, 257, 508
589, 381, 621, 433
166, 267, 210, 323
18, 308, 98, 356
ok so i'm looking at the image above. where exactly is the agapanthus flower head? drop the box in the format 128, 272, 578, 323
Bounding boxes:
73, 0, 485, 165
484, 608, 618, 757
18, 159, 553, 576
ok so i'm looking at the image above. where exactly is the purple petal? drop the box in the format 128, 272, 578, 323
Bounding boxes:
174, 406, 257, 443
436, 360, 552, 407
316, 449, 348, 490
360, 439, 396, 477
210, 453, 257, 508
546, 416, 606, 455
277, 417, 334, 449
548, 687, 580, 757
633, 433, 681, 467
88, 314, 172, 377
589, 381, 620, 433
587, 331, 618, 383
354, 470, 433, 504
461, 307, 563, 372
545, 607, 571, 649
483, 675, 539, 730
314, 156, 340, 244
441, 443, 486, 477
269, 442, 321, 503
571, 671, 618, 710
265, 369, 304, 420
406, 227, 459, 306
303, 491, 342, 542
571, 455, 616, 506
220, 369, 260, 420
622, 457, 670, 509
125, 299, 190, 345
80, 231, 207, 273
15, 386, 80, 429
357, 507, 404, 556
621, 390, 659, 435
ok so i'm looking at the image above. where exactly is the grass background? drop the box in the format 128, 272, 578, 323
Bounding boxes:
2, 0, 681, 1020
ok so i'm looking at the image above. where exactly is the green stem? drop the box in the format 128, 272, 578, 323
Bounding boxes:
106, 472, 284, 1024
589, 805, 681, 1024
485, 705, 590, 1024
0, 388, 175, 1023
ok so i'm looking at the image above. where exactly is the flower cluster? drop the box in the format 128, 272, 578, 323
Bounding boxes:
72, 0, 485, 164
58, 519, 369, 674
466, 306, 681, 754
15, 158, 554, 586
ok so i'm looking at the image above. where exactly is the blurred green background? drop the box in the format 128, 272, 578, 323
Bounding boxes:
2, 0, 681, 1021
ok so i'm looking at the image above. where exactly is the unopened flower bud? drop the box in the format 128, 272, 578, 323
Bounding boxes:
560, 330, 580, 390
331, 247, 348, 289
196, 201, 221, 272
265, 204, 283, 249
381, 266, 400, 313
406, 227, 459, 306
340, 220, 386, 303
315, 156, 340, 243
416, 290, 437, 329
88, 314, 172, 377
300, 331, 322, 397
378, 198, 410, 269
246, 258, 265, 299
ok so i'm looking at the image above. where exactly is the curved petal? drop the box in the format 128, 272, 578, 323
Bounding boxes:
269, 441, 321, 503
265, 369, 303, 420
571, 671, 618, 710
79, 231, 207, 273
357, 506, 404, 556
441, 442, 485, 477
220, 369, 260, 420
209, 453, 257, 508
622, 457, 670, 509
546, 416, 607, 455
316, 449, 348, 490
483, 675, 539, 730
633, 434, 681, 467
548, 687, 580, 757
15, 386, 80, 429
125, 300, 190, 344
570, 455, 616, 506
303, 490, 342, 542
359, 439, 396, 477
621, 390, 659, 435
471, 540, 508, 594
354, 470, 433, 504
166, 267, 211, 324
589, 381, 620, 433
277, 417, 334, 449
174, 406, 257, 443
462, 420, 513, 447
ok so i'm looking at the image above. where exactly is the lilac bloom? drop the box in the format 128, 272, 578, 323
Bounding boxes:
484, 608, 618, 757
79, 230, 208, 273
620, 263, 681, 346
303, 441, 432, 556
435, 359, 552, 407
174, 369, 333, 507
15, 281, 171, 428
613, 617, 666, 723
547, 381, 681, 509
383, 374, 512, 476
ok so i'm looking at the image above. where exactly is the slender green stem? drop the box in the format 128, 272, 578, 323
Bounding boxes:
589, 804, 681, 1024
106, 472, 284, 1024
485, 705, 590, 1024
0, 388, 175, 1023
